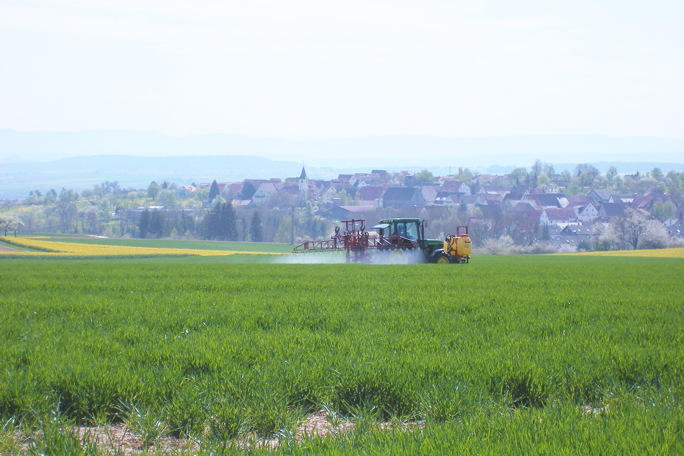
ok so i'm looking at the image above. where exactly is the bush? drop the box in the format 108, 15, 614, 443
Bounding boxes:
669, 237, 684, 248
511, 243, 558, 254
482, 235, 514, 254
637, 220, 670, 250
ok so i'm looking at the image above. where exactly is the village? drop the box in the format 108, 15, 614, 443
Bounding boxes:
165, 164, 684, 251
3, 163, 683, 252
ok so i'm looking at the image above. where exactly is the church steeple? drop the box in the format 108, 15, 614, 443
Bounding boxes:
298, 166, 309, 203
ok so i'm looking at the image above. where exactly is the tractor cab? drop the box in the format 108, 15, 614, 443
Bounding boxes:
373, 218, 425, 251
374, 218, 421, 240
373, 218, 446, 259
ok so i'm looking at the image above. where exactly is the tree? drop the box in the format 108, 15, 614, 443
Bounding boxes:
575, 163, 600, 187
651, 200, 677, 221
147, 181, 161, 200
558, 169, 572, 187
83, 205, 99, 233
208, 180, 220, 203
0, 215, 24, 237
415, 169, 435, 184
99, 198, 112, 224
57, 188, 79, 232
44, 189, 58, 204
651, 168, 664, 181
0, 214, 11, 236
138, 208, 150, 238
250, 212, 263, 242
240, 217, 248, 241
148, 210, 165, 238
510, 168, 528, 185
201, 201, 237, 241
607, 208, 650, 250
530, 160, 544, 187
453, 167, 474, 183
606, 166, 618, 183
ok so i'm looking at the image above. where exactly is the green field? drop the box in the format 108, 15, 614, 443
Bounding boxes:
1, 255, 682, 454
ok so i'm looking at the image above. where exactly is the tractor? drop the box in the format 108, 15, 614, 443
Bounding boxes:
292, 218, 471, 264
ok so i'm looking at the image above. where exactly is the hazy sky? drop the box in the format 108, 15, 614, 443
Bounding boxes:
1, 0, 682, 140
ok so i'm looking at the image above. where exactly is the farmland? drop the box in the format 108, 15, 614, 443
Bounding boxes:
0, 253, 682, 454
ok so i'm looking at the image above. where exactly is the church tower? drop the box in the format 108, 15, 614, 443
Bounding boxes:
298, 166, 309, 203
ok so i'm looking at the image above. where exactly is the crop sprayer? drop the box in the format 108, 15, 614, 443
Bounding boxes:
292, 218, 471, 264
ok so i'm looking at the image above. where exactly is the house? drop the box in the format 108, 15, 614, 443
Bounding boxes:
442, 181, 471, 195
523, 194, 565, 209
458, 195, 479, 208
434, 191, 461, 207
589, 189, 613, 204
241, 180, 271, 200
610, 194, 636, 204
471, 174, 499, 186
475, 193, 503, 206
349, 173, 380, 187
510, 185, 530, 196
357, 186, 386, 207
665, 219, 683, 238
381, 187, 425, 208
219, 183, 242, 199
567, 195, 594, 205
252, 182, 283, 205
510, 201, 536, 213
572, 202, 599, 222
522, 210, 549, 226
420, 186, 439, 205
478, 185, 511, 195
318, 184, 338, 204
597, 202, 629, 219
544, 207, 577, 226
371, 170, 392, 183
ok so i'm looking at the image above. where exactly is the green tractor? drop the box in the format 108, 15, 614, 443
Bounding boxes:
371, 218, 471, 264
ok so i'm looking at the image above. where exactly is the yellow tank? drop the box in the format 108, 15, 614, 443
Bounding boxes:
444, 235, 471, 257
456, 235, 472, 257
444, 236, 457, 256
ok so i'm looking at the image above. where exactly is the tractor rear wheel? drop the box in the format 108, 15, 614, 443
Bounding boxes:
433, 252, 451, 264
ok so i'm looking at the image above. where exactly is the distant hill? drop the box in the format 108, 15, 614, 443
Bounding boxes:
1, 130, 683, 199
1, 129, 683, 167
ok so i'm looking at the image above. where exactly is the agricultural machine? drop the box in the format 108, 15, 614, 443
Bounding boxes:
292, 218, 472, 264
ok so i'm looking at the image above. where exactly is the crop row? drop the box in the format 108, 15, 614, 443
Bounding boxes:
0, 236, 282, 257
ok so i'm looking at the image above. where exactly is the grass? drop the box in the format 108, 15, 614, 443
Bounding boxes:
0, 254, 682, 453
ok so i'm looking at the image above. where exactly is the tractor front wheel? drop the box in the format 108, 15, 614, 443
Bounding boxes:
433, 252, 452, 264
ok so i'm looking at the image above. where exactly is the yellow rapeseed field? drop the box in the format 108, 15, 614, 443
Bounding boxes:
0, 237, 281, 257
562, 248, 684, 258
